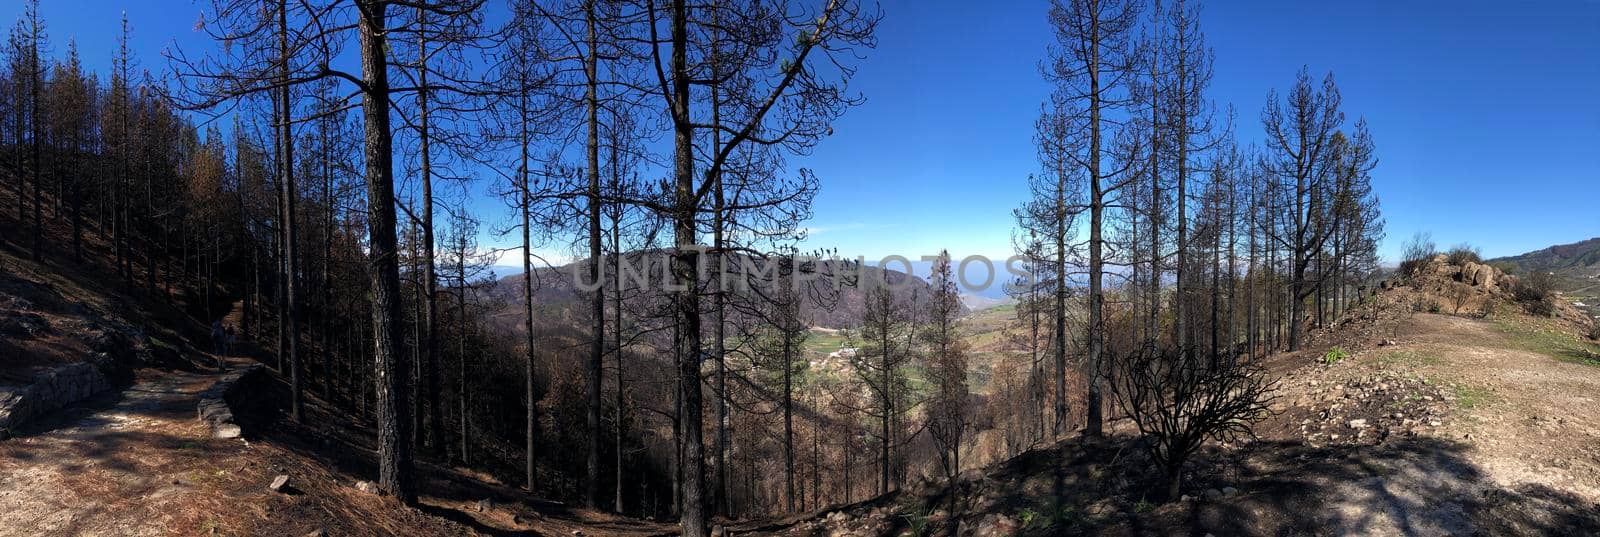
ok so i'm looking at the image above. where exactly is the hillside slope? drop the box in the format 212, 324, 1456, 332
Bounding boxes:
1491, 236, 1600, 319
735, 275, 1600, 536
0, 185, 673, 536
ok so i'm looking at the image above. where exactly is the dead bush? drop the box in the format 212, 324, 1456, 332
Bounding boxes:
1446, 244, 1482, 266
1513, 271, 1556, 316
1112, 346, 1277, 502
1398, 232, 1437, 277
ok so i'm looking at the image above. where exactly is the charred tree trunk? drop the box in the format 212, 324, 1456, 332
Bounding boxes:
357, 0, 415, 504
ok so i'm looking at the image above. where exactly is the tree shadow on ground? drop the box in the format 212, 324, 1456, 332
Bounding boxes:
1186, 437, 1600, 536
231, 367, 675, 536
764, 432, 1600, 537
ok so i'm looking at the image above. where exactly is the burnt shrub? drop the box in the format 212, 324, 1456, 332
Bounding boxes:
1512, 271, 1556, 317
1399, 232, 1437, 277
1446, 244, 1482, 266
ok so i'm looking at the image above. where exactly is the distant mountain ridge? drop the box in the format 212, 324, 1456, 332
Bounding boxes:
1491, 237, 1600, 274
1491, 237, 1600, 319
485, 250, 960, 330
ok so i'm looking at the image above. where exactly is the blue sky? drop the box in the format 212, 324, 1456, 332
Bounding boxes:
7, 0, 1598, 266
795, 0, 1600, 262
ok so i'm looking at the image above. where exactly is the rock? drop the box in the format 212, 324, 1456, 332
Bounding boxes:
213, 423, 243, 439
571, 531, 584, 536
1222, 486, 1239, 496
197, 365, 263, 440
354, 480, 378, 494
972, 514, 1018, 537
1348, 419, 1368, 429
1429, 420, 1442, 427
269, 475, 290, 493
304, 529, 326, 537
1203, 488, 1223, 500
1471, 263, 1496, 287
1380, 339, 1397, 346
475, 499, 493, 512
711, 525, 727, 537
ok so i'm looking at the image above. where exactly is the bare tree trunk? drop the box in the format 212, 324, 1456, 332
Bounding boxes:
583, 0, 605, 509
1211, 192, 1222, 367
1146, 52, 1162, 349
1085, 20, 1105, 438
279, 0, 303, 423
357, 0, 414, 504
519, 84, 539, 493
710, 88, 730, 523
668, 1, 706, 532
784, 327, 795, 513
1053, 169, 1068, 436
457, 254, 469, 466
843, 431, 852, 504
28, 11, 41, 263
1227, 184, 1238, 362
416, 11, 444, 456
609, 140, 626, 511
880, 310, 893, 496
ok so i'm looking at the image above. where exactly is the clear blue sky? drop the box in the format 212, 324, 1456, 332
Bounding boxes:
8, 0, 1598, 265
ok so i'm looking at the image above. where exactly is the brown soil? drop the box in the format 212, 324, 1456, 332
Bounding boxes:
0, 357, 680, 537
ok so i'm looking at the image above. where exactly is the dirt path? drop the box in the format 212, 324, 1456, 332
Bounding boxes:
1394, 313, 1600, 501
1215, 312, 1600, 536
0, 368, 233, 536
0, 357, 676, 537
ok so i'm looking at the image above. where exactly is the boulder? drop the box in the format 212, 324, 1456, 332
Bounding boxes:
269, 475, 290, 493
354, 480, 379, 494
212, 423, 243, 440
1474, 265, 1495, 288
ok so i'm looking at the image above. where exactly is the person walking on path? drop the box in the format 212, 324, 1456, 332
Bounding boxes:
210, 320, 229, 370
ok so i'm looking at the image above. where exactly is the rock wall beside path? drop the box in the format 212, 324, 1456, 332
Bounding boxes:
0, 354, 122, 435
197, 364, 263, 439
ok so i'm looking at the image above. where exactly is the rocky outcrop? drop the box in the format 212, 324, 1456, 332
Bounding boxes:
197, 365, 262, 439
1461, 262, 1497, 289
0, 359, 115, 432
